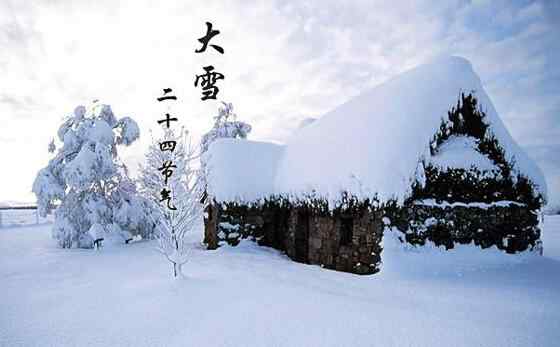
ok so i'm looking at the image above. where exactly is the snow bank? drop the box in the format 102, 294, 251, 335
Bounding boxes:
2, 218, 560, 346
426, 135, 499, 175
205, 138, 284, 202
275, 56, 547, 203
413, 199, 526, 209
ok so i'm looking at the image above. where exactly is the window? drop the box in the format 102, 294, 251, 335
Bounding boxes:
340, 217, 353, 246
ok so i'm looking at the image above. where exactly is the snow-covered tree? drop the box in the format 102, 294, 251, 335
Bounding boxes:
138, 128, 203, 277
198, 102, 251, 246
33, 102, 156, 248
199, 101, 251, 198
200, 102, 252, 154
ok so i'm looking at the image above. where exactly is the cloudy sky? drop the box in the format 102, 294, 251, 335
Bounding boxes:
1, 0, 559, 206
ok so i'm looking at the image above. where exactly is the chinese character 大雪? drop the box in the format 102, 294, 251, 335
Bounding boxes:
195, 22, 224, 54
194, 65, 224, 100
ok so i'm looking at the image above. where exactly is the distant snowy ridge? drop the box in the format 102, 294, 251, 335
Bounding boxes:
0, 201, 37, 208
207, 56, 547, 205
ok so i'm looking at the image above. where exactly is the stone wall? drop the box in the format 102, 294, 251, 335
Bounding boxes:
203, 201, 384, 275
386, 201, 541, 253
285, 208, 383, 274
202, 197, 542, 275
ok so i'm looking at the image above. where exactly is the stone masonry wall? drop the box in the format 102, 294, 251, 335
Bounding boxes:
387, 201, 541, 253
202, 198, 540, 275
301, 211, 382, 274
204, 201, 384, 275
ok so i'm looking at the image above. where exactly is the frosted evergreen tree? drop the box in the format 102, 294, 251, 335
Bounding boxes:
138, 127, 203, 278
32, 102, 156, 248
199, 102, 251, 246
200, 102, 252, 154
200, 101, 251, 196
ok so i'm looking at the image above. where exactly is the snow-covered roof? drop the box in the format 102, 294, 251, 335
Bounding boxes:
207, 56, 547, 204
206, 139, 284, 202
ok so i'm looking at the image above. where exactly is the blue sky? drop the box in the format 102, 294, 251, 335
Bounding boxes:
0, 0, 558, 207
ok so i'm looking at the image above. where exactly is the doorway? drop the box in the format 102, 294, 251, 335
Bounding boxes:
295, 210, 309, 263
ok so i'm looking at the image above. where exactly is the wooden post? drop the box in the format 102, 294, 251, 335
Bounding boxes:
36, 208, 39, 224
204, 202, 219, 250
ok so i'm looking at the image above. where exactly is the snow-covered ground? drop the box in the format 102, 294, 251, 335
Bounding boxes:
0, 209, 52, 228
1, 217, 559, 347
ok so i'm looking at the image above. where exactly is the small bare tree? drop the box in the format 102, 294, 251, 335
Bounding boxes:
139, 128, 203, 277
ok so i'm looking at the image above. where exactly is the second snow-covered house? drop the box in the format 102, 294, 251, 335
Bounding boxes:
203, 56, 547, 275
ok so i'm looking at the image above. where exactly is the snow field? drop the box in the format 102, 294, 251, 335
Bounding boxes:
1, 216, 559, 347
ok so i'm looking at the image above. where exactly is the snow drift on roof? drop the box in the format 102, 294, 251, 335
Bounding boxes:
275, 56, 546, 203
425, 135, 500, 177
205, 139, 284, 202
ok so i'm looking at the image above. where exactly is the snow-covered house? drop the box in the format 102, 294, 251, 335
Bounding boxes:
203, 56, 547, 274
